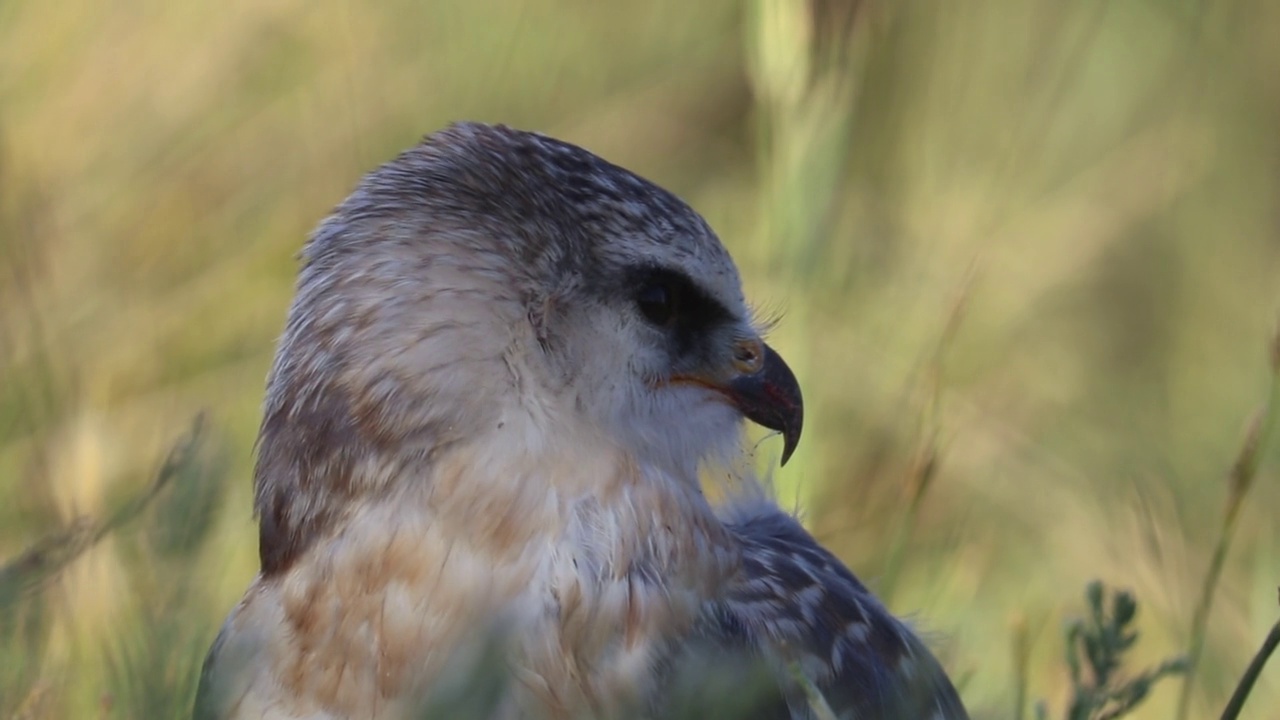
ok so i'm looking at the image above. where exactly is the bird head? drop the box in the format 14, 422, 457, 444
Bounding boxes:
252, 122, 802, 573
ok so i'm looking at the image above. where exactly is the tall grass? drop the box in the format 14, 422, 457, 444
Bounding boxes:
2, 0, 1279, 717
1176, 323, 1280, 720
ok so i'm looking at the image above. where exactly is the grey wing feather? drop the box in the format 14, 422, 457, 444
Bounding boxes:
700, 505, 970, 720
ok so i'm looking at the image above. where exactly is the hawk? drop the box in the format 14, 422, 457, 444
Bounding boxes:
195, 123, 969, 720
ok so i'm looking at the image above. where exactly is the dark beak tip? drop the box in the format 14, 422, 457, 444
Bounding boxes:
777, 400, 803, 467
779, 429, 800, 467
726, 342, 804, 468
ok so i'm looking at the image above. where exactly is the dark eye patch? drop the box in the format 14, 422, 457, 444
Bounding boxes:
629, 266, 731, 354
636, 278, 679, 326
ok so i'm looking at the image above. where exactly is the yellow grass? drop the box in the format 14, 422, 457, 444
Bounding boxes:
2, 0, 1279, 717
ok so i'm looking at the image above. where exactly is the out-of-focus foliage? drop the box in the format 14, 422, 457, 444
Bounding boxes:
1056, 582, 1187, 720
1, 0, 1278, 718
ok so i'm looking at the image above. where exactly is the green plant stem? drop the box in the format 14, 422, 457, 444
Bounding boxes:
1220, 617, 1280, 720
1176, 517, 1238, 719
787, 660, 839, 720
1012, 615, 1030, 720
0, 414, 205, 604
1175, 332, 1280, 720
880, 273, 971, 601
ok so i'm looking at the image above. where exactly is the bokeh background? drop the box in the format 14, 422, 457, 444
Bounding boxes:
2, 0, 1278, 717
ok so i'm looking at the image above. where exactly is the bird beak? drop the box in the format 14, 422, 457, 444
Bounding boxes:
722, 340, 804, 466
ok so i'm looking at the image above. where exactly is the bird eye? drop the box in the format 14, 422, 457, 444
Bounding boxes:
636, 280, 678, 326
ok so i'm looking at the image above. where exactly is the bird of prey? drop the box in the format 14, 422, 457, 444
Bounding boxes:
195, 122, 969, 720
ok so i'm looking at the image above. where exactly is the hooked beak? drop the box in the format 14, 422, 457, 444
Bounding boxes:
724, 341, 804, 465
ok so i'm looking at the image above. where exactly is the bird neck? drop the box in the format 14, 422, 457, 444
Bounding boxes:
414, 427, 741, 584
264, 432, 741, 715
416, 432, 742, 714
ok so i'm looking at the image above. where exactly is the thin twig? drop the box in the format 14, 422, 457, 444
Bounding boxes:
1219, 604, 1280, 720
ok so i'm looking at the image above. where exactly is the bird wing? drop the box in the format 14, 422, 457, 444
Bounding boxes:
699, 505, 970, 720
193, 591, 278, 720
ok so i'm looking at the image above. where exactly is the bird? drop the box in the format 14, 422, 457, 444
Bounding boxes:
194, 122, 969, 720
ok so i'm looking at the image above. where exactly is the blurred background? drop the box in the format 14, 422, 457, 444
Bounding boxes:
2, 0, 1278, 717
